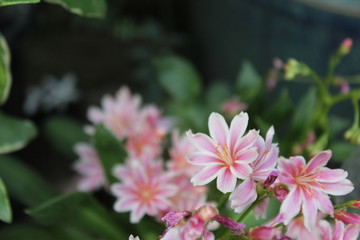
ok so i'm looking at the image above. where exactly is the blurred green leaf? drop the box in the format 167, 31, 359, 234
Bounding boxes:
0, 155, 56, 206
0, 112, 37, 154
0, 0, 39, 6
329, 116, 351, 138
0, 224, 56, 240
290, 88, 317, 137
254, 117, 271, 135
44, 116, 88, 158
242, 198, 281, 228
26, 192, 128, 240
264, 88, 293, 124
154, 55, 201, 103
205, 82, 230, 111
0, 33, 11, 104
44, 0, 107, 18
235, 60, 262, 103
330, 141, 357, 163
93, 124, 126, 184
0, 177, 11, 223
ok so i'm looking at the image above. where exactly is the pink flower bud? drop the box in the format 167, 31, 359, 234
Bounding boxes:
161, 210, 192, 228
213, 214, 245, 236
249, 226, 281, 239
273, 58, 284, 70
349, 200, 360, 209
264, 170, 279, 188
340, 38, 353, 55
334, 210, 360, 224
274, 184, 289, 202
197, 205, 217, 222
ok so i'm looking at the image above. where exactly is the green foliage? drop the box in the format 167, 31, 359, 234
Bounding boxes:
0, 177, 11, 223
44, 116, 88, 158
0, 33, 12, 105
154, 55, 201, 103
236, 60, 262, 103
205, 82, 230, 110
0, 0, 39, 6
330, 141, 357, 163
0, 155, 57, 206
93, 124, 126, 184
263, 88, 293, 125
0, 225, 56, 240
26, 192, 128, 240
0, 112, 37, 154
290, 87, 317, 137
44, 0, 107, 18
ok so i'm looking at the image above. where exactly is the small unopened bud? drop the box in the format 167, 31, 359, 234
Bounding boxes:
334, 210, 360, 224
161, 210, 191, 228
348, 200, 360, 209
274, 184, 289, 202
213, 214, 245, 236
340, 38, 353, 55
197, 205, 217, 222
264, 170, 279, 188
249, 226, 281, 239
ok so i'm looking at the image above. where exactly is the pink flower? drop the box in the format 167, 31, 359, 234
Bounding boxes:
187, 112, 259, 193
111, 163, 177, 223
319, 219, 360, 240
334, 211, 360, 225
249, 226, 282, 239
221, 97, 247, 117
73, 143, 105, 191
286, 214, 324, 240
129, 235, 140, 240
229, 127, 279, 215
278, 150, 354, 230
167, 130, 200, 177
87, 86, 141, 139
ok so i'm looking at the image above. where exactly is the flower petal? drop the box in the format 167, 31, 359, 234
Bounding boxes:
322, 179, 354, 196
191, 165, 223, 186
344, 223, 360, 240
280, 187, 302, 224
306, 150, 331, 173
333, 220, 345, 240
187, 131, 218, 154
130, 204, 146, 223
217, 167, 237, 193
229, 178, 257, 213
234, 129, 259, 153
314, 191, 334, 216
318, 168, 348, 183
235, 147, 258, 164
302, 192, 318, 231
228, 112, 248, 150
230, 163, 252, 179
208, 112, 229, 145
188, 151, 223, 166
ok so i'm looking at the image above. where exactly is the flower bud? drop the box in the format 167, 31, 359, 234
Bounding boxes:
197, 205, 217, 222
334, 210, 360, 224
213, 214, 245, 236
274, 184, 289, 202
340, 38, 353, 55
161, 210, 191, 228
284, 59, 311, 80
348, 200, 360, 209
249, 226, 281, 239
264, 170, 279, 188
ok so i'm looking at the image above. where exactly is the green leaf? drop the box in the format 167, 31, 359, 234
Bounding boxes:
93, 124, 126, 184
330, 141, 357, 163
26, 192, 128, 240
205, 82, 230, 111
0, 177, 11, 223
0, 224, 56, 240
0, 0, 39, 6
290, 87, 317, 137
154, 55, 201, 103
44, 0, 107, 18
235, 60, 262, 103
44, 116, 88, 158
0, 112, 37, 154
264, 88, 293, 124
329, 116, 351, 138
0, 155, 57, 206
0, 33, 12, 104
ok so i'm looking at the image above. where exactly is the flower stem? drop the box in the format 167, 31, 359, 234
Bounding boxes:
236, 193, 271, 222
217, 193, 230, 210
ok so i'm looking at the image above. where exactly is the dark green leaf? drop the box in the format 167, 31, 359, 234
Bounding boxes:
44, 0, 107, 18
44, 116, 88, 158
0, 155, 56, 206
93, 124, 126, 184
154, 55, 201, 103
235, 60, 262, 102
264, 88, 293, 124
0, 33, 12, 104
0, 112, 37, 154
205, 82, 230, 111
0, 0, 39, 6
0, 177, 11, 223
0, 224, 56, 240
330, 141, 357, 163
26, 192, 128, 240
329, 116, 351, 138
290, 87, 317, 137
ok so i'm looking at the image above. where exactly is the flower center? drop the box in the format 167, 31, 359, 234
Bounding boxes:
216, 143, 234, 166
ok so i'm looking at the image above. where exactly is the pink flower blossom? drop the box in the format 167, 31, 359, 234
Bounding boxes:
167, 130, 200, 177
187, 112, 259, 193
319, 219, 360, 240
87, 86, 141, 139
221, 97, 247, 117
111, 163, 177, 223
287, 214, 324, 240
278, 150, 354, 230
73, 143, 105, 191
334, 211, 360, 225
230, 127, 279, 215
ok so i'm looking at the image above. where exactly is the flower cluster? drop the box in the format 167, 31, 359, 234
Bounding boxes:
73, 86, 360, 240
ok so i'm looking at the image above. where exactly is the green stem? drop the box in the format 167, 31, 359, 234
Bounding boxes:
217, 193, 230, 211
351, 95, 359, 128
236, 193, 271, 223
